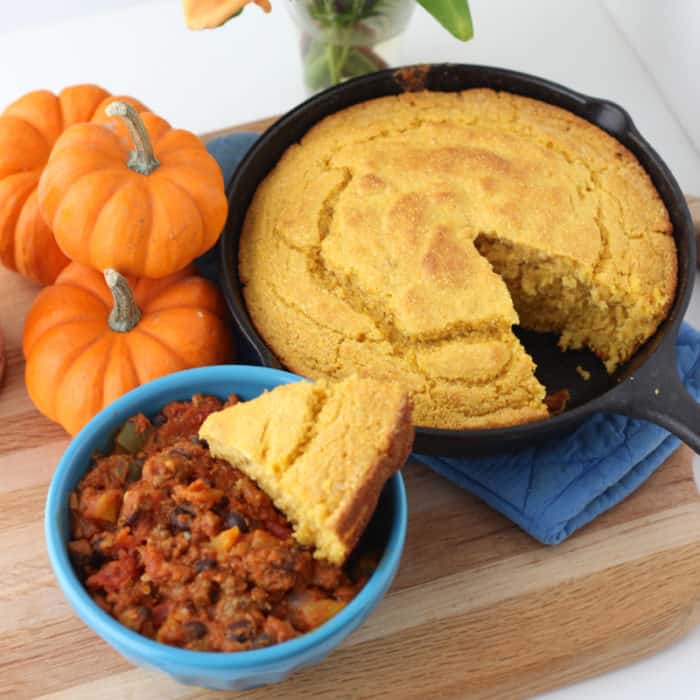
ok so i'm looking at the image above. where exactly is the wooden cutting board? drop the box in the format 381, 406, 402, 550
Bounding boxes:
2, 121, 700, 700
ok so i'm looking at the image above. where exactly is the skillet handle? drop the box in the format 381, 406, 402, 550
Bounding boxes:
607, 338, 700, 454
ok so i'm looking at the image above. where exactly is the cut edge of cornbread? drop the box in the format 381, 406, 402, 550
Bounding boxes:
199, 376, 414, 564
475, 230, 677, 372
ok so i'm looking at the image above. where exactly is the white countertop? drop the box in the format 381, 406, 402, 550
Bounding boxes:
2, 1, 700, 697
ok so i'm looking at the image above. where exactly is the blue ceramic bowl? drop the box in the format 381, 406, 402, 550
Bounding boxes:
45, 365, 407, 691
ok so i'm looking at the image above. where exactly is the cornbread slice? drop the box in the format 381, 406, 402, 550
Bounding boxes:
240, 89, 676, 428
199, 376, 413, 564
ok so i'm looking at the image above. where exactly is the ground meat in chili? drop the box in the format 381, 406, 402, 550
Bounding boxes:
68, 394, 375, 652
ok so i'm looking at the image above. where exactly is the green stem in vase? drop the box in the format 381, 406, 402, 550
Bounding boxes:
304, 0, 385, 89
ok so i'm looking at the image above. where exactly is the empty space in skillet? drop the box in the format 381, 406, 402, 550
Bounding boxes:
513, 328, 611, 410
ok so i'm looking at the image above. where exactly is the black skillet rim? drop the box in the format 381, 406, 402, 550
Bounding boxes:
219, 63, 696, 455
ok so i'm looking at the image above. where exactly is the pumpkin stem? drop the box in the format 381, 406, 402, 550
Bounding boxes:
104, 101, 160, 175
104, 268, 142, 332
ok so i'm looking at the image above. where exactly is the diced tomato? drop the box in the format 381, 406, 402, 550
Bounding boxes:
263, 615, 298, 643
265, 519, 292, 540
86, 554, 139, 592
142, 545, 168, 581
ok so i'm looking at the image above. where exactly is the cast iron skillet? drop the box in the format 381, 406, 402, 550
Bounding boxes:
220, 63, 700, 457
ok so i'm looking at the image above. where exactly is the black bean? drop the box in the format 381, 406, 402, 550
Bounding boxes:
223, 510, 250, 533
183, 620, 207, 641
212, 496, 230, 516
124, 509, 141, 527
89, 551, 106, 569
190, 436, 208, 447
151, 412, 166, 427
227, 618, 256, 643
176, 502, 196, 515
194, 558, 217, 573
168, 448, 191, 459
209, 581, 221, 604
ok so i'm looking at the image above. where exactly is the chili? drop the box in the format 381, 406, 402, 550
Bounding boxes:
68, 394, 374, 652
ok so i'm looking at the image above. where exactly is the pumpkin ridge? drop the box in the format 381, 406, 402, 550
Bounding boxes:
1, 114, 53, 156
45, 330, 109, 417
141, 185, 157, 278
62, 172, 135, 257
57, 84, 111, 131
14, 188, 70, 285
96, 335, 114, 411
150, 136, 205, 158
155, 146, 217, 163
0, 116, 51, 174
132, 267, 193, 307
53, 333, 114, 432
139, 178, 181, 277
120, 334, 142, 385
40, 163, 125, 236
0, 171, 41, 270
149, 173, 206, 254
48, 139, 127, 165
88, 177, 152, 272
4, 90, 63, 148
0, 170, 41, 191
55, 278, 111, 310
25, 315, 107, 356
56, 100, 68, 135
131, 325, 190, 367
140, 303, 224, 319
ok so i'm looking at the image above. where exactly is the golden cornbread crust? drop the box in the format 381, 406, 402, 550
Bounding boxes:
240, 89, 676, 429
200, 376, 413, 564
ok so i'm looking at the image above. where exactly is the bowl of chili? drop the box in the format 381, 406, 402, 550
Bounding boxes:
45, 365, 408, 691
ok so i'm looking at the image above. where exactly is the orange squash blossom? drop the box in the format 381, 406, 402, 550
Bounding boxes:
183, 0, 271, 30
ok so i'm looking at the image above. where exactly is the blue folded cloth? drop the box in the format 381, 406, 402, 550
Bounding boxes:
416, 323, 700, 543
204, 131, 700, 545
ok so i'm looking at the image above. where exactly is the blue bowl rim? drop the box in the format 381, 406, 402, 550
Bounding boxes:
45, 364, 408, 673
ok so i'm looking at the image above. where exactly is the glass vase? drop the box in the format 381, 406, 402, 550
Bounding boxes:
287, 0, 415, 93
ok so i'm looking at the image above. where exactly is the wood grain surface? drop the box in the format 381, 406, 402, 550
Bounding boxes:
1, 122, 700, 699
0, 324, 5, 389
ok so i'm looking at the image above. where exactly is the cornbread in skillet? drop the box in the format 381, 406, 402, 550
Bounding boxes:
239, 89, 676, 429
199, 376, 413, 565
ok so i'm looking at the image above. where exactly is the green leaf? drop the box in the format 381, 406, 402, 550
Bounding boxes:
417, 0, 473, 41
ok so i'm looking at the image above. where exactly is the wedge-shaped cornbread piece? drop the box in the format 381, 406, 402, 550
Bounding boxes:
199, 375, 413, 564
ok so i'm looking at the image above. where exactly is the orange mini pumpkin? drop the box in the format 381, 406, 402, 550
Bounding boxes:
0, 85, 146, 285
23, 263, 233, 435
38, 102, 228, 279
